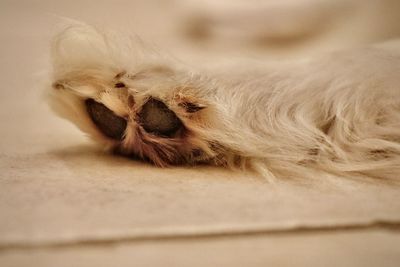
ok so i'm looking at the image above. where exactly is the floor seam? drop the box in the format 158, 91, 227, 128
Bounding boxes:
1, 220, 400, 251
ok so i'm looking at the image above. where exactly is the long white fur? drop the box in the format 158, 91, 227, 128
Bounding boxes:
47, 22, 400, 181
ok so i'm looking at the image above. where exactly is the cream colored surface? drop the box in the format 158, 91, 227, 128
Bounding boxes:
1, 0, 400, 266
2, 230, 400, 267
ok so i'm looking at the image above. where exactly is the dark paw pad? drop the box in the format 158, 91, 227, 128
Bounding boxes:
85, 99, 127, 140
139, 98, 183, 137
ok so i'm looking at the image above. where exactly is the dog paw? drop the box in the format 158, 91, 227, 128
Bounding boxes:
50, 60, 214, 167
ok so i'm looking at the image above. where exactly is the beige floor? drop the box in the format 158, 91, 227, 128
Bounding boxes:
2, 230, 400, 267
1, 1, 400, 266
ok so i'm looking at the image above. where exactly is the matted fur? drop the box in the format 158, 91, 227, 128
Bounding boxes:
47, 22, 400, 181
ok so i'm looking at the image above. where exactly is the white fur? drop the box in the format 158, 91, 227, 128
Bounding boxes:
47, 23, 400, 181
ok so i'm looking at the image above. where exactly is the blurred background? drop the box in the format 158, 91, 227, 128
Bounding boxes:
3, 0, 400, 63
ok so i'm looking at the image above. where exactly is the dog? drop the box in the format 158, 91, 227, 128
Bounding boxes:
47, 23, 400, 181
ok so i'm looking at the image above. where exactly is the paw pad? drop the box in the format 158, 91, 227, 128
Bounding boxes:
139, 98, 182, 137
85, 99, 127, 140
